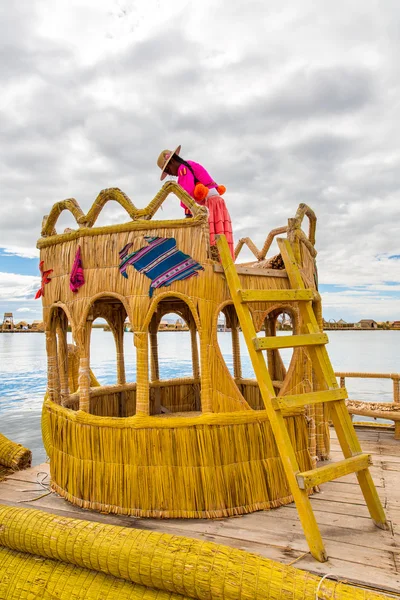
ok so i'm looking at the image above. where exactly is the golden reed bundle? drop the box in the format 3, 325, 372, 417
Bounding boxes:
0, 505, 394, 600
0, 433, 31, 482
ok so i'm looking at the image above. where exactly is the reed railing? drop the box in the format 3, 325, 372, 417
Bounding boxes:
335, 371, 400, 439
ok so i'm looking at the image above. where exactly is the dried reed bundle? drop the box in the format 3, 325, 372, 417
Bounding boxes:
0, 433, 31, 482
0, 505, 393, 599
0, 547, 188, 599
346, 400, 400, 422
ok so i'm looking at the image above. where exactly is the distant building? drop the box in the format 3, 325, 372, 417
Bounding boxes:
30, 320, 45, 332
357, 319, 378, 329
1, 313, 14, 331
392, 321, 400, 329
15, 321, 29, 330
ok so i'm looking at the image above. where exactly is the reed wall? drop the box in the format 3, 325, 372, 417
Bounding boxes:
42, 399, 313, 518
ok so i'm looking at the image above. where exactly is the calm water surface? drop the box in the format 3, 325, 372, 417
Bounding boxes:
0, 330, 398, 464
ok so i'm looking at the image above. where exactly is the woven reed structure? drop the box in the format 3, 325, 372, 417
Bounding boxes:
38, 182, 330, 518
0, 505, 394, 600
0, 433, 31, 482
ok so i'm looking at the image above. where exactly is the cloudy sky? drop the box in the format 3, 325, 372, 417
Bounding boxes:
1, 0, 399, 323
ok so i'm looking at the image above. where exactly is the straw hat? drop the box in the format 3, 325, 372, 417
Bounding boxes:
157, 145, 181, 180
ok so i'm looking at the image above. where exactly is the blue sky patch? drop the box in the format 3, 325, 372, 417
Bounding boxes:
0, 250, 39, 276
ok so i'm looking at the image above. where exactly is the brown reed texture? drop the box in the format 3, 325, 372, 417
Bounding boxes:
0, 505, 394, 600
0, 433, 31, 482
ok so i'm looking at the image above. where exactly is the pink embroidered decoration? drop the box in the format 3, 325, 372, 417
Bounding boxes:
69, 246, 85, 293
35, 261, 53, 299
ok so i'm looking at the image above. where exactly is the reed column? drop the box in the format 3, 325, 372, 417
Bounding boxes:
114, 329, 126, 386
190, 320, 200, 380
229, 311, 242, 380
56, 326, 69, 405
45, 330, 60, 404
149, 315, 160, 381
77, 320, 92, 412
135, 331, 149, 415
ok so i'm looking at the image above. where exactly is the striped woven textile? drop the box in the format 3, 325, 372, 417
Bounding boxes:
119, 236, 204, 297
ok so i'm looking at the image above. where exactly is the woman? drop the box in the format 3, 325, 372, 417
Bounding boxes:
157, 146, 234, 259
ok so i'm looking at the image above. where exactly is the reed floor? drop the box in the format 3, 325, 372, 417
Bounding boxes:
0, 427, 399, 594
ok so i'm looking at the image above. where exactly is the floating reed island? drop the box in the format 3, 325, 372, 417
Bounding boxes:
38, 183, 331, 521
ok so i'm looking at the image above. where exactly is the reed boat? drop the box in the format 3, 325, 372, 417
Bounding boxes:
0, 183, 399, 598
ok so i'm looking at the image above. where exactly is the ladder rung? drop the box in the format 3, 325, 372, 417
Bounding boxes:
273, 388, 348, 410
254, 333, 329, 351
239, 289, 315, 303
297, 454, 372, 489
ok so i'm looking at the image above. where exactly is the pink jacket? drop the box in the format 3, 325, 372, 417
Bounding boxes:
177, 160, 217, 209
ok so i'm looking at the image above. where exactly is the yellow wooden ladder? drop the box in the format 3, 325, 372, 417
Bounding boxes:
216, 234, 388, 562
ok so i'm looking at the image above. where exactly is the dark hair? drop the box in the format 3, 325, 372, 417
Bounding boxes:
172, 154, 199, 183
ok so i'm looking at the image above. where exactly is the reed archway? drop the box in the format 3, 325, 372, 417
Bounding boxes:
146, 295, 201, 415
46, 305, 71, 406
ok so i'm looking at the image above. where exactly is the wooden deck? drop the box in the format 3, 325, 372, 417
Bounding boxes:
1, 427, 399, 594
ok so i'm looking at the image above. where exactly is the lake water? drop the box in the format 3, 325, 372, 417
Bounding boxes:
0, 330, 398, 465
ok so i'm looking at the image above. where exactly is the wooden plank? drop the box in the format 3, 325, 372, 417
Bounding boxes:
294, 555, 400, 595
311, 490, 381, 507
330, 399, 389, 529
280, 503, 377, 524
239, 289, 314, 302
247, 509, 399, 553
254, 333, 328, 351
275, 388, 347, 410
213, 519, 397, 570
213, 264, 288, 278
297, 454, 372, 489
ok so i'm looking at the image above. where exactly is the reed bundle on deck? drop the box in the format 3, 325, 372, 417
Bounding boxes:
0, 505, 394, 600
0, 433, 31, 482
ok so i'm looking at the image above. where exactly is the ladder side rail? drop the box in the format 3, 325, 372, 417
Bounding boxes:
278, 237, 388, 530
216, 234, 328, 562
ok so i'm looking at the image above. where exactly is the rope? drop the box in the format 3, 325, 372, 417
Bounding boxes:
315, 573, 400, 599
315, 574, 341, 599
18, 471, 52, 503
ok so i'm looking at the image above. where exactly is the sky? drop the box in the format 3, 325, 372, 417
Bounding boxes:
1, 0, 399, 324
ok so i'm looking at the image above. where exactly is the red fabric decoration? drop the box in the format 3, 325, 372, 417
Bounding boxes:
216, 185, 226, 195
70, 246, 85, 293
35, 261, 53, 299
193, 183, 209, 202
207, 196, 234, 259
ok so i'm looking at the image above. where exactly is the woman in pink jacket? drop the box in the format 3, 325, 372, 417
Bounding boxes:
157, 145, 234, 258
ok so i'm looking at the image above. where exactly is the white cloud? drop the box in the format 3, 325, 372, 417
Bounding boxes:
0, 0, 400, 320
0, 273, 40, 301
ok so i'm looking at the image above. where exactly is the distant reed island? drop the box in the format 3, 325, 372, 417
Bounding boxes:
0, 313, 44, 332
322, 318, 400, 330
1, 312, 399, 332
